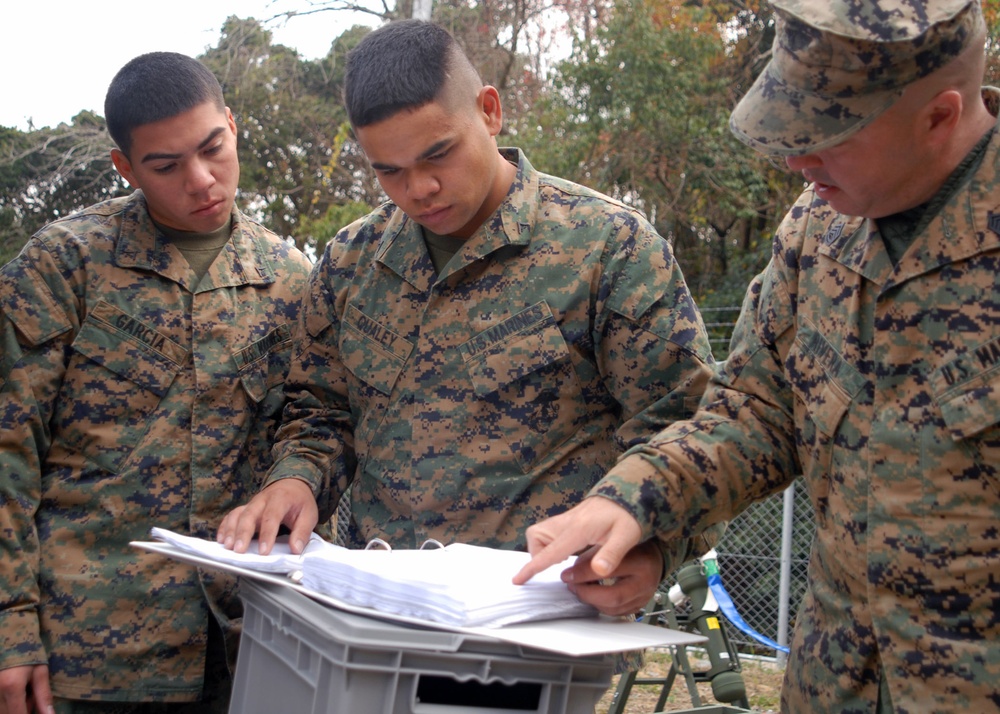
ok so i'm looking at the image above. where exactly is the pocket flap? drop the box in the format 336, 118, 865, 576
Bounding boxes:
933, 346, 1000, 440
461, 304, 570, 397
341, 305, 410, 395
73, 301, 185, 395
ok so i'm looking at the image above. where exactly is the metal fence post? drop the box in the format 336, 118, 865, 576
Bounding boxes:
776, 482, 795, 668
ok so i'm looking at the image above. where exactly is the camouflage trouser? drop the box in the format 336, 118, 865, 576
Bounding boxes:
54, 618, 232, 714
616, 650, 644, 674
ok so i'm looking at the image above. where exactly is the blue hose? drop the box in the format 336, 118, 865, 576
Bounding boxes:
703, 556, 790, 654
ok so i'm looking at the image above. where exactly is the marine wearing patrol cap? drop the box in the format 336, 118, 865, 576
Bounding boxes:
730, 0, 986, 156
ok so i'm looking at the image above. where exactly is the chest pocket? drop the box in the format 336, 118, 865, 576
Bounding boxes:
787, 326, 864, 437
462, 302, 583, 472
786, 324, 865, 517
234, 323, 293, 404
62, 300, 186, 473
341, 305, 409, 393
932, 344, 1000, 496
340, 305, 411, 448
933, 344, 1000, 440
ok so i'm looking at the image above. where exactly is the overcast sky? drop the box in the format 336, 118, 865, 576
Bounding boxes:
1, 1, 379, 132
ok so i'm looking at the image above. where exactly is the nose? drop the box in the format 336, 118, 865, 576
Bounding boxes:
185, 159, 216, 194
784, 153, 822, 172
406, 168, 439, 202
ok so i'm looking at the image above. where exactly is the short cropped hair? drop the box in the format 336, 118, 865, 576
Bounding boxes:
344, 19, 478, 128
105, 52, 225, 156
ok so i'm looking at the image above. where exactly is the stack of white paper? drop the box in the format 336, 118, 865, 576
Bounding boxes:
149, 527, 329, 571
148, 528, 596, 628
299, 543, 598, 628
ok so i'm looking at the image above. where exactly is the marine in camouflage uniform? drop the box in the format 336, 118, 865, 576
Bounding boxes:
0, 54, 312, 709
268, 146, 716, 554
558, 1, 1000, 711
223, 21, 723, 634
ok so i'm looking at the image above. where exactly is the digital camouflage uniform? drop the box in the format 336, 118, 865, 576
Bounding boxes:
594, 84, 1000, 714
267, 148, 718, 563
0, 190, 312, 701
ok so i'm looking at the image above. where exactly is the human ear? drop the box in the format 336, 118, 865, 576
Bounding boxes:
479, 86, 504, 136
111, 148, 140, 189
225, 107, 238, 139
922, 89, 962, 147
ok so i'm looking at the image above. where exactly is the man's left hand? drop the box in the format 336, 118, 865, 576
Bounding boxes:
559, 539, 662, 617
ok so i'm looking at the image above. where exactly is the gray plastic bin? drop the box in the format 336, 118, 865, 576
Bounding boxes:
229, 578, 615, 714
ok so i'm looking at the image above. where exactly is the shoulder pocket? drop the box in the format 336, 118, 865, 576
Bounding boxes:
0, 262, 73, 346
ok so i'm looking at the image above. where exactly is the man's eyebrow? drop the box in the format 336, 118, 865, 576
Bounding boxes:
418, 139, 451, 161
140, 127, 226, 164
369, 139, 452, 172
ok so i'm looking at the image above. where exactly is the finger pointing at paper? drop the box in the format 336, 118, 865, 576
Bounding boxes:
512, 497, 643, 585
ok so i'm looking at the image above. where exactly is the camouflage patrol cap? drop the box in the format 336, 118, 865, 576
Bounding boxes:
730, 0, 985, 156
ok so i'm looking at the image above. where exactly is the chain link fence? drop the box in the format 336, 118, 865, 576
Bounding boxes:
713, 481, 814, 658
700, 305, 743, 360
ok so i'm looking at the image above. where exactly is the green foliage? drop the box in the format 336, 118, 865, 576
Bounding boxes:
0, 0, 795, 289
0, 206, 24, 266
200, 17, 381, 252
513, 0, 802, 297
298, 200, 375, 258
0, 114, 125, 262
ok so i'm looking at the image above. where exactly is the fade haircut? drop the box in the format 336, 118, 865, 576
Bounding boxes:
105, 52, 225, 156
344, 19, 481, 128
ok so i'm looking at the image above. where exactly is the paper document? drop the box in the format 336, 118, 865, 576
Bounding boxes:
148, 527, 328, 572
300, 541, 597, 627
147, 527, 596, 627
134, 531, 708, 657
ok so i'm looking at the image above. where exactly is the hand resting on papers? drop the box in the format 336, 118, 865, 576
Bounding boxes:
217, 478, 318, 556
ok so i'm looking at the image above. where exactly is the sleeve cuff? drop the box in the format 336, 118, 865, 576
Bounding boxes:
0, 609, 45, 670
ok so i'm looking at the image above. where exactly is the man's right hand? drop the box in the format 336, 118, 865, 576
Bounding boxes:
512, 496, 643, 586
216, 478, 318, 555
0, 664, 52, 714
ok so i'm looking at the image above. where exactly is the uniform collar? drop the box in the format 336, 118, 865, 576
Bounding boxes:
113, 191, 277, 289
375, 148, 538, 287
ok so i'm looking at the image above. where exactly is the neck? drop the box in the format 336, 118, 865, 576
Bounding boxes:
906, 94, 995, 212
947, 92, 995, 171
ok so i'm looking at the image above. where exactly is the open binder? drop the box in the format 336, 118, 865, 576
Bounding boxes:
145, 527, 597, 628
132, 527, 707, 657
